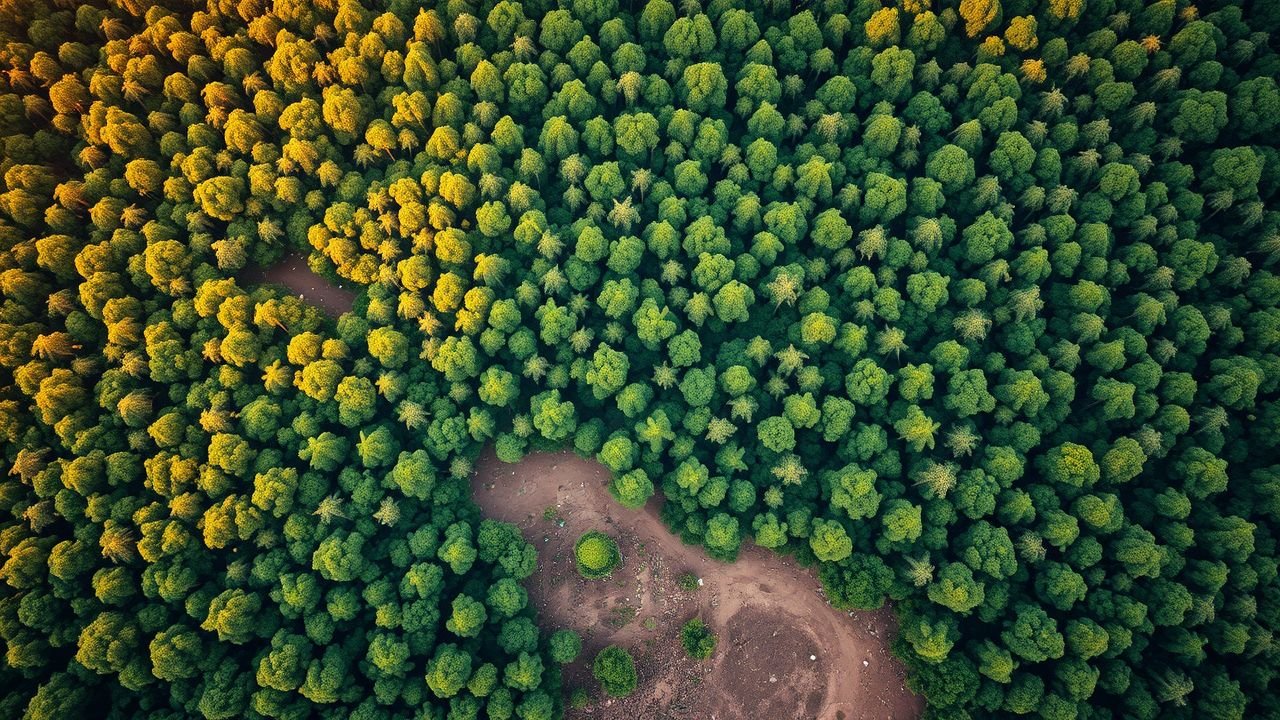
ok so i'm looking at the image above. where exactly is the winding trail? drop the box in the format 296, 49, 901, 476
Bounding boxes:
473, 449, 924, 720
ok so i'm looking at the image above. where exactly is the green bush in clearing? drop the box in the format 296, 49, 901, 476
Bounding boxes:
574, 531, 621, 579
592, 645, 637, 698
680, 618, 718, 660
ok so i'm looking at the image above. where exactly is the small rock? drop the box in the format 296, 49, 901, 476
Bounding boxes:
809, 655, 816, 661
863, 660, 869, 667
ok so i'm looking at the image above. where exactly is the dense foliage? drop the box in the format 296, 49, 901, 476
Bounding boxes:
0, 0, 1277, 718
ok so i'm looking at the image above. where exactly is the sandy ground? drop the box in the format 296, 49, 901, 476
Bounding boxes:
473, 449, 924, 720
239, 252, 356, 316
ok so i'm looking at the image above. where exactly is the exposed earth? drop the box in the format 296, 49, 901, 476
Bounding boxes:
239, 252, 356, 316
472, 450, 925, 720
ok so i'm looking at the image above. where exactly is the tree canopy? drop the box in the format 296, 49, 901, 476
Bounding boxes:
1, 1, 1278, 719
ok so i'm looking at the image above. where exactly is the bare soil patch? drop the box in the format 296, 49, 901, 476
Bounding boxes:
472, 449, 924, 720
239, 252, 356, 316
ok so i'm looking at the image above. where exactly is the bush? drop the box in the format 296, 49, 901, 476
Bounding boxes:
548, 629, 582, 664
574, 531, 621, 579
592, 645, 637, 698
680, 618, 717, 660
676, 572, 700, 591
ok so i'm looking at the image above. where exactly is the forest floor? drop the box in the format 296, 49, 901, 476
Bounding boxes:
239, 252, 356, 316
472, 449, 924, 720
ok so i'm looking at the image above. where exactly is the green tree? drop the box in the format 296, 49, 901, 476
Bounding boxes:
592, 646, 637, 698
549, 630, 582, 664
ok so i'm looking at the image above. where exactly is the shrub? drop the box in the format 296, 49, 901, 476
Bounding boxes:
592, 645, 637, 698
574, 531, 621, 579
680, 618, 717, 659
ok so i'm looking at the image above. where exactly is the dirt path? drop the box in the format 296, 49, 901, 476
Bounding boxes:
239, 252, 356, 316
473, 449, 924, 720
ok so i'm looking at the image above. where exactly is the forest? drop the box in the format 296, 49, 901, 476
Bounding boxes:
0, 0, 1277, 718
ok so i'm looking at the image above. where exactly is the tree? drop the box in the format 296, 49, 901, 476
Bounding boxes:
864, 7, 900, 48
585, 345, 629, 400
1002, 605, 1065, 663
961, 212, 1014, 266
757, 416, 796, 454
609, 469, 654, 509
426, 644, 472, 699
151, 625, 205, 682
847, 359, 892, 405
902, 617, 957, 664
926, 145, 975, 193
960, 522, 1017, 580
549, 630, 582, 664
335, 376, 377, 427
200, 590, 263, 644
970, 639, 1014, 685
928, 562, 986, 614
882, 500, 924, 544
479, 367, 520, 408
895, 406, 940, 452
990, 131, 1034, 182
719, 8, 760, 52
1040, 443, 1100, 488
438, 523, 478, 575
678, 63, 728, 114
664, 14, 715, 59
504, 651, 544, 692
828, 464, 881, 521
1035, 562, 1087, 612
1172, 89, 1228, 144
959, 0, 1001, 38
446, 594, 488, 638
812, 208, 853, 251
76, 612, 142, 677
809, 518, 853, 562
592, 646, 637, 698
312, 532, 364, 582
530, 389, 577, 442
704, 513, 741, 560
945, 370, 996, 418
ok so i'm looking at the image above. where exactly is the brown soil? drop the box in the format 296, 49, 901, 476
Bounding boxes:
239, 252, 356, 316
472, 449, 925, 720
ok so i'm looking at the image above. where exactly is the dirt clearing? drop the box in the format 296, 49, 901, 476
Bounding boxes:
472, 449, 924, 720
239, 252, 356, 316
